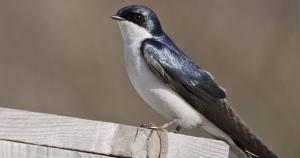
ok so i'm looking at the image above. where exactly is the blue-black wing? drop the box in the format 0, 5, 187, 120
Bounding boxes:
141, 39, 226, 103
141, 38, 278, 158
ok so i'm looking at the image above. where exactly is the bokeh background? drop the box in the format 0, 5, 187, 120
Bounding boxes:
0, 0, 299, 157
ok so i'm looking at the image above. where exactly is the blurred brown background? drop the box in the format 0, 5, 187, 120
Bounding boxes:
0, 0, 299, 157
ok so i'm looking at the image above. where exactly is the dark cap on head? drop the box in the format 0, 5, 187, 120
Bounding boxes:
113, 5, 163, 35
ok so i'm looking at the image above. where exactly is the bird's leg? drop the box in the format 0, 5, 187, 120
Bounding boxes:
140, 119, 177, 131
160, 119, 177, 129
139, 122, 158, 129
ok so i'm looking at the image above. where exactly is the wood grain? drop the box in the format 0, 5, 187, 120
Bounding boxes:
0, 140, 112, 158
0, 107, 229, 158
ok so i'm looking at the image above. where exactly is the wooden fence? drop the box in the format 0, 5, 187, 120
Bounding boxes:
0, 107, 229, 158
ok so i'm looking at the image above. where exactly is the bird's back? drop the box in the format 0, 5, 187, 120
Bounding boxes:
153, 34, 278, 158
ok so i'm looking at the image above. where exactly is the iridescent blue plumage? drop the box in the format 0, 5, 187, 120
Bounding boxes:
113, 4, 278, 158
140, 35, 277, 158
116, 5, 162, 35
141, 37, 226, 100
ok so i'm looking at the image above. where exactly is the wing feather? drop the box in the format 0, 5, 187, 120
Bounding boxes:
141, 38, 277, 158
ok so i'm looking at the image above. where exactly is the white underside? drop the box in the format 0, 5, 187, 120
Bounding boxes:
116, 20, 235, 145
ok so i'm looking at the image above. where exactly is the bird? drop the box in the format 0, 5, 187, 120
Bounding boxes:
111, 5, 278, 158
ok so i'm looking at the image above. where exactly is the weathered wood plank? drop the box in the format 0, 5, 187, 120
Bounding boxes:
0, 140, 113, 158
0, 107, 229, 158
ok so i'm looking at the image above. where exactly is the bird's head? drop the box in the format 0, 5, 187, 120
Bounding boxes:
112, 5, 163, 43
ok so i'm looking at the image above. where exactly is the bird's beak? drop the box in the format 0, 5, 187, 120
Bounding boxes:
111, 15, 124, 21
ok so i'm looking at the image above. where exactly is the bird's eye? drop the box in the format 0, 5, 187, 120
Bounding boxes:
132, 13, 144, 23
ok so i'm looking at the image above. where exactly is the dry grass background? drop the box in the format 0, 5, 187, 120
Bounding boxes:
0, 1, 299, 157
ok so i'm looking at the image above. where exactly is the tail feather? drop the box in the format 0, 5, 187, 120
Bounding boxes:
216, 100, 278, 158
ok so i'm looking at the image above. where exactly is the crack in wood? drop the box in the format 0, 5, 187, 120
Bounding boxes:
155, 130, 162, 158
131, 127, 140, 157
146, 130, 154, 158
0, 139, 131, 158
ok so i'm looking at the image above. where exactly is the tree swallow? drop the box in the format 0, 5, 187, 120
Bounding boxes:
112, 5, 278, 158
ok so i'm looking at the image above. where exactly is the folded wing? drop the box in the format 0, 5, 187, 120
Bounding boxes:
141, 38, 277, 158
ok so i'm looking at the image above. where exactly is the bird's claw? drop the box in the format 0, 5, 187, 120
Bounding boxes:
140, 122, 158, 128
139, 122, 168, 132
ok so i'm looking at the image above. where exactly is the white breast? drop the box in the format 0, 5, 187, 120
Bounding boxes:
117, 21, 203, 129
116, 20, 236, 148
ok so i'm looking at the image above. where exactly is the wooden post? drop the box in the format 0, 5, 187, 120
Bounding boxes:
0, 107, 229, 158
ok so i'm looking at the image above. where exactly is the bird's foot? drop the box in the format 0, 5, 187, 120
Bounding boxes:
139, 119, 178, 132
140, 122, 158, 129
140, 122, 167, 131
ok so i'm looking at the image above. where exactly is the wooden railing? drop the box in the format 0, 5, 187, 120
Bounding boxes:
0, 107, 229, 158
